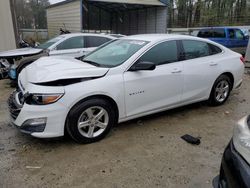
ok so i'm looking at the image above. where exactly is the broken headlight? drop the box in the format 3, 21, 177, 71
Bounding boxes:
26, 93, 64, 105
233, 115, 250, 164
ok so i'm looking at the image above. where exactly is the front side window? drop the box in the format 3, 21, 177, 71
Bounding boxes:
235, 29, 244, 40
83, 39, 148, 67
182, 40, 210, 60
56, 36, 84, 50
85, 36, 111, 47
139, 41, 178, 65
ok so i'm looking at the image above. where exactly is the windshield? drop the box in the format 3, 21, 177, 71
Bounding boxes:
83, 39, 148, 67
36, 36, 65, 49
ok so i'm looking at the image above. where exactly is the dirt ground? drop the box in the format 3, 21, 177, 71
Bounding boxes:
0, 72, 250, 188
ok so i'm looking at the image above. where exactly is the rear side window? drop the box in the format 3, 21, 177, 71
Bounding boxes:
198, 30, 213, 38
208, 44, 222, 55
182, 40, 210, 59
56, 36, 84, 50
213, 29, 226, 38
139, 40, 178, 65
85, 36, 111, 47
198, 29, 225, 38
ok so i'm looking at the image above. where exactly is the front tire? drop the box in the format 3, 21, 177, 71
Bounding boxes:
66, 98, 116, 144
208, 75, 232, 106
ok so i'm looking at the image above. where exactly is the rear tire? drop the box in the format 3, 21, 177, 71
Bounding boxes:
66, 98, 116, 144
208, 75, 232, 106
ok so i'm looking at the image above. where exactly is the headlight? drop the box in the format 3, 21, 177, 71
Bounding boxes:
233, 116, 250, 164
26, 93, 63, 105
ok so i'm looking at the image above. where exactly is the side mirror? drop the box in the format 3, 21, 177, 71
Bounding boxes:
76, 55, 86, 61
52, 47, 57, 51
244, 35, 249, 40
43, 49, 50, 54
129, 61, 156, 71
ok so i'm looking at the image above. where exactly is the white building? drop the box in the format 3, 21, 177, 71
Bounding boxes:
0, 0, 16, 51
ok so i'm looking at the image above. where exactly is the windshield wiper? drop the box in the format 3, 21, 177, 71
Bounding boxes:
83, 60, 101, 67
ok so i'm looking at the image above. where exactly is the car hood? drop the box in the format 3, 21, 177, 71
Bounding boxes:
19, 56, 109, 86
0, 47, 43, 57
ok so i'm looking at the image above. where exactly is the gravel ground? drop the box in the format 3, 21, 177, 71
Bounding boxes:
0, 73, 250, 188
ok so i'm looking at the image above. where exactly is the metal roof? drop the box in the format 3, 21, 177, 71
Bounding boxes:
89, 0, 168, 6
47, 0, 79, 9
47, 0, 168, 9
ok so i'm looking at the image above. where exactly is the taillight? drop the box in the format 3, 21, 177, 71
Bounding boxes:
240, 56, 245, 64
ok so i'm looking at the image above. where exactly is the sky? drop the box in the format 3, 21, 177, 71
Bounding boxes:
49, 0, 66, 4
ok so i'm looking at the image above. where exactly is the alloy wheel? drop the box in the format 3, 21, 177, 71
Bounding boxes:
77, 106, 109, 138
215, 80, 230, 103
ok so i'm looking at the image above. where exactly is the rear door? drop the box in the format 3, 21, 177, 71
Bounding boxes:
124, 40, 184, 117
180, 40, 222, 103
211, 28, 228, 47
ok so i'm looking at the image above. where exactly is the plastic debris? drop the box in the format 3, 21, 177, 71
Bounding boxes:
26, 166, 42, 169
181, 134, 201, 145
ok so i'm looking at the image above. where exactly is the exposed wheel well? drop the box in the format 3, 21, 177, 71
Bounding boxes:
221, 72, 234, 90
65, 95, 119, 134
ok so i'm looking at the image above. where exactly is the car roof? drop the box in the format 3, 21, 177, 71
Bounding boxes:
199, 27, 242, 31
120, 34, 206, 43
60, 33, 116, 39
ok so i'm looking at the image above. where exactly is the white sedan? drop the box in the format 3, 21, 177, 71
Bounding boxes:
0, 33, 116, 80
9, 34, 244, 143
0, 33, 116, 58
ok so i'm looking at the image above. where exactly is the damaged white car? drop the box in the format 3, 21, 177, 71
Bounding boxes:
9, 34, 244, 143
0, 33, 115, 80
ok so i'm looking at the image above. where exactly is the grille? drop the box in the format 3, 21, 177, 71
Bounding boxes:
8, 92, 21, 120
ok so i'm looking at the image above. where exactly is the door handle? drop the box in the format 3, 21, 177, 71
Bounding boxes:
209, 62, 218, 66
171, 69, 182, 73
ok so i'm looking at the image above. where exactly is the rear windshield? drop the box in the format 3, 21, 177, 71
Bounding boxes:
198, 29, 226, 38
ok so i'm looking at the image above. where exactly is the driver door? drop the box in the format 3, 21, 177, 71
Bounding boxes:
234, 29, 248, 48
123, 40, 184, 117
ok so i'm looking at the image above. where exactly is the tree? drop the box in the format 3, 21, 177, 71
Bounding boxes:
15, 0, 50, 29
169, 0, 250, 28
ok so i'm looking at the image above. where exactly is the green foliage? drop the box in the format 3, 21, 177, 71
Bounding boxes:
169, 0, 250, 28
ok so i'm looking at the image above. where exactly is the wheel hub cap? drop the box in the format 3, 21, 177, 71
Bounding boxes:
77, 106, 109, 138
215, 80, 230, 102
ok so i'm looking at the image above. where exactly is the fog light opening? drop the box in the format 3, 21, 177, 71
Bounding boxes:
21, 118, 47, 133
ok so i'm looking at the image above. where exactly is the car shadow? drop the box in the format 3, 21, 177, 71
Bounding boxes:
17, 101, 219, 146
116, 101, 209, 128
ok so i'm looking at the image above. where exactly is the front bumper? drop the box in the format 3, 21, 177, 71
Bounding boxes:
213, 140, 250, 188
8, 91, 68, 138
